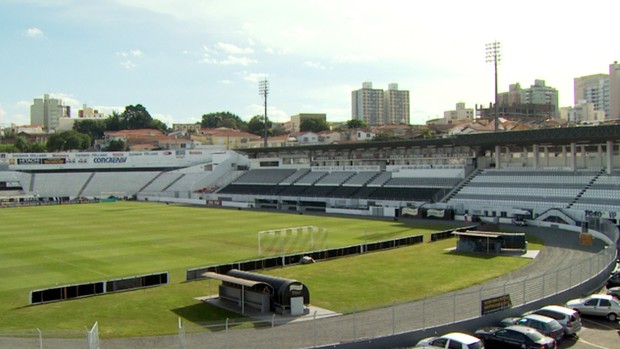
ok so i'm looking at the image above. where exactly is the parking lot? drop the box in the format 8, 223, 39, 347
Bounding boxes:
558, 317, 619, 349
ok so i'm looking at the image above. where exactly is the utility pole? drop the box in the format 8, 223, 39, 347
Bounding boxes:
485, 41, 501, 132
258, 79, 269, 148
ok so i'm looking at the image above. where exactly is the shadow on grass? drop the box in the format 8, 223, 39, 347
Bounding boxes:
443, 250, 517, 260
171, 302, 272, 331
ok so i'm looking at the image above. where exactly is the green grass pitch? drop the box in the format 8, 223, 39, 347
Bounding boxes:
0, 201, 533, 337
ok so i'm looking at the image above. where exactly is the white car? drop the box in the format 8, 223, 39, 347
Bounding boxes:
566, 294, 620, 321
415, 332, 484, 349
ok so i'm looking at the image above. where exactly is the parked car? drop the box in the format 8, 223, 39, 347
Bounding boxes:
499, 314, 564, 341
415, 332, 484, 349
566, 294, 620, 321
523, 305, 582, 336
607, 286, 620, 299
607, 271, 620, 288
475, 325, 556, 349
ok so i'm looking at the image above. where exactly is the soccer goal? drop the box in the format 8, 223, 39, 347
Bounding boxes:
257, 225, 328, 256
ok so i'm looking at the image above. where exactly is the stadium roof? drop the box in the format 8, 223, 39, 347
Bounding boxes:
202, 271, 270, 288
237, 125, 620, 154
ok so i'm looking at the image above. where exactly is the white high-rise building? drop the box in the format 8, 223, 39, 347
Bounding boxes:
610, 61, 620, 120
384, 83, 410, 125
443, 102, 474, 123
352, 82, 384, 126
30, 94, 70, 131
352, 82, 410, 126
574, 74, 610, 119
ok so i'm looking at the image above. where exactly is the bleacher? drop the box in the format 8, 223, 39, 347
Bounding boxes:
141, 172, 185, 192
447, 168, 601, 211
315, 171, 355, 186
571, 172, 620, 212
233, 169, 297, 185
294, 171, 328, 185
32, 172, 93, 197
342, 172, 381, 186
81, 171, 161, 197
215, 166, 464, 204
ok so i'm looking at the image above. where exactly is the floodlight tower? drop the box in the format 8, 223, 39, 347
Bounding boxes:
485, 41, 501, 132
258, 79, 269, 148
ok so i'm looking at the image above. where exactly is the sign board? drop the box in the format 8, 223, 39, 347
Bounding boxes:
481, 294, 512, 315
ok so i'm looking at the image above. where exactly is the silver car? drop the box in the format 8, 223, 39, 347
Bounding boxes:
499, 314, 564, 341
566, 294, 620, 321
523, 305, 582, 336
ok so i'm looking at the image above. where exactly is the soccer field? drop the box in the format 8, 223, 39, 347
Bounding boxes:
0, 201, 531, 337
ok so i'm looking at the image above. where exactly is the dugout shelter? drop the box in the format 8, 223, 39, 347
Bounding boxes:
453, 230, 527, 254
204, 269, 310, 315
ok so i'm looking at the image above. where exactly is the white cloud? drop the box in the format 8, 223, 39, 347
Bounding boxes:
152, 113, 175, 127
237, 71, 268, 83
244, 103, 287, 122
220, 56, 256, 66
16, 100, 32, 110
116, 50, 143, 69
199, 44, 256, 65
120, 60, 137, 70
48, 93, 80, 107
24, 27, 44, 38
218, 79, 233, 84
332, 54, 377, 64
304, 61, 327, 70
216, 42, 253, 55
93, 105, 124, 116
116, 49, 143, 57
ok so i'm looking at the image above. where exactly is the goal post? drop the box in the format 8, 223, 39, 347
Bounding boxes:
257, 225, 328, 256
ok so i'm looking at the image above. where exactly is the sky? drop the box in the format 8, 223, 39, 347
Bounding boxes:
1, 0, 619, 128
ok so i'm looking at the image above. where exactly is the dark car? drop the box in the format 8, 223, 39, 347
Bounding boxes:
475, 325, 556, 349
607, 272, 620, 288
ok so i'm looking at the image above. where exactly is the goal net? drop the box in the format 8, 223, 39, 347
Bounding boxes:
257, 225, 328, 256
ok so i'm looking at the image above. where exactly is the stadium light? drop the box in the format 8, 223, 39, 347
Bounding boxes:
485, 41, 501, 132
258, 79, 269, 148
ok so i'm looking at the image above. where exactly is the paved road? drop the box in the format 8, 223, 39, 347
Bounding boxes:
1, 225, 617, 349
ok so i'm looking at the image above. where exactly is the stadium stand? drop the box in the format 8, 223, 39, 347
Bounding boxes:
1, 125, 618, 226
81, 171, 161, 197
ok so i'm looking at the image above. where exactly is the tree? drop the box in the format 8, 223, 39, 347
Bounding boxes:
346, 119, 367, 129
123, 104, 154, 130
247, 114, 271, 136
371, 132, 404, 142
14, 137, 31, 152
47, 131, 91, 151
106, 139, 125, 151
105, 111, 124, 131
73, 119, 106, 140
300, 118, 329, 133
201, 112, 246, 130
101, 105, 168, 132
417, 127, 434, 139
29, 142, 47, 153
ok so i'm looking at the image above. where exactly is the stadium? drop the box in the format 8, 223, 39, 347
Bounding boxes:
0, 124, 619, 348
